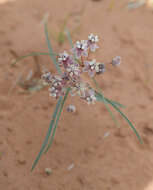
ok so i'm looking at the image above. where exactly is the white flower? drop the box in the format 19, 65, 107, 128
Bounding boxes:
85, 89, 97, 104
95, 63, 106, 74
83, 59, 97, 77
87, 34, 99, 52
88, 33, 99, 43
66, 63, 81, 80
72, 40, 88, 59
58, 51, 69, 63
76, 40, 87, 50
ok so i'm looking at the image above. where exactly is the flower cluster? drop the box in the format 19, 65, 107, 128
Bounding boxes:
42, 34, 120, 104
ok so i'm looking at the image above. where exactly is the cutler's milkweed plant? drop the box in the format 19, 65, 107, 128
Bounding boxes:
14, 22, 142, 171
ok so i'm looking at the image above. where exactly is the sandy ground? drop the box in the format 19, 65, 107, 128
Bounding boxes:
1, 0, 153, 189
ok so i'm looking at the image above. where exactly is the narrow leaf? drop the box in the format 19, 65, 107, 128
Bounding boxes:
44, 22, 62, 75
65, 28, 74, 48
96, 92, 125, 109
31, 97, 63, 171
93, 78, 119, 127
107, 99, 126, 109
11, 52, 51, 65
105, 98, 143, 144
44, 87, 70, 153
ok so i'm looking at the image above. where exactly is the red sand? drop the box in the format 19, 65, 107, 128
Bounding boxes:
1, 0, 153, 189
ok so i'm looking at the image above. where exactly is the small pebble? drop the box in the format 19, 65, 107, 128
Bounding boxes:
17, 158, 26, 165
3, 171, 8, 177
104, 131, 110, 138
45, 168, 52, 175
67, 163, 75, 171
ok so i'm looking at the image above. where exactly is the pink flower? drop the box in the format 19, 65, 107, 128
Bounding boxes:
83, 59, 97, 77
111, 56, 121, 66
58, 51, 74, 69
72, 40, 88, 59
87, 34, 99, 52
58, 51, 69, 63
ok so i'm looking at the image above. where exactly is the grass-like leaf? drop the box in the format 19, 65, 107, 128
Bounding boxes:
31, 96, 63, 171
106, 98, 125, 109
105, 98, 143, 144
11, 52, 52, 66
96, 91, 142, 143
57, 16, 69, 46
96, 92, 125, 109
65, 28, 74, 48
44, 22, 62, 75
44, 87, 71, 153
93, 78, 119, 127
